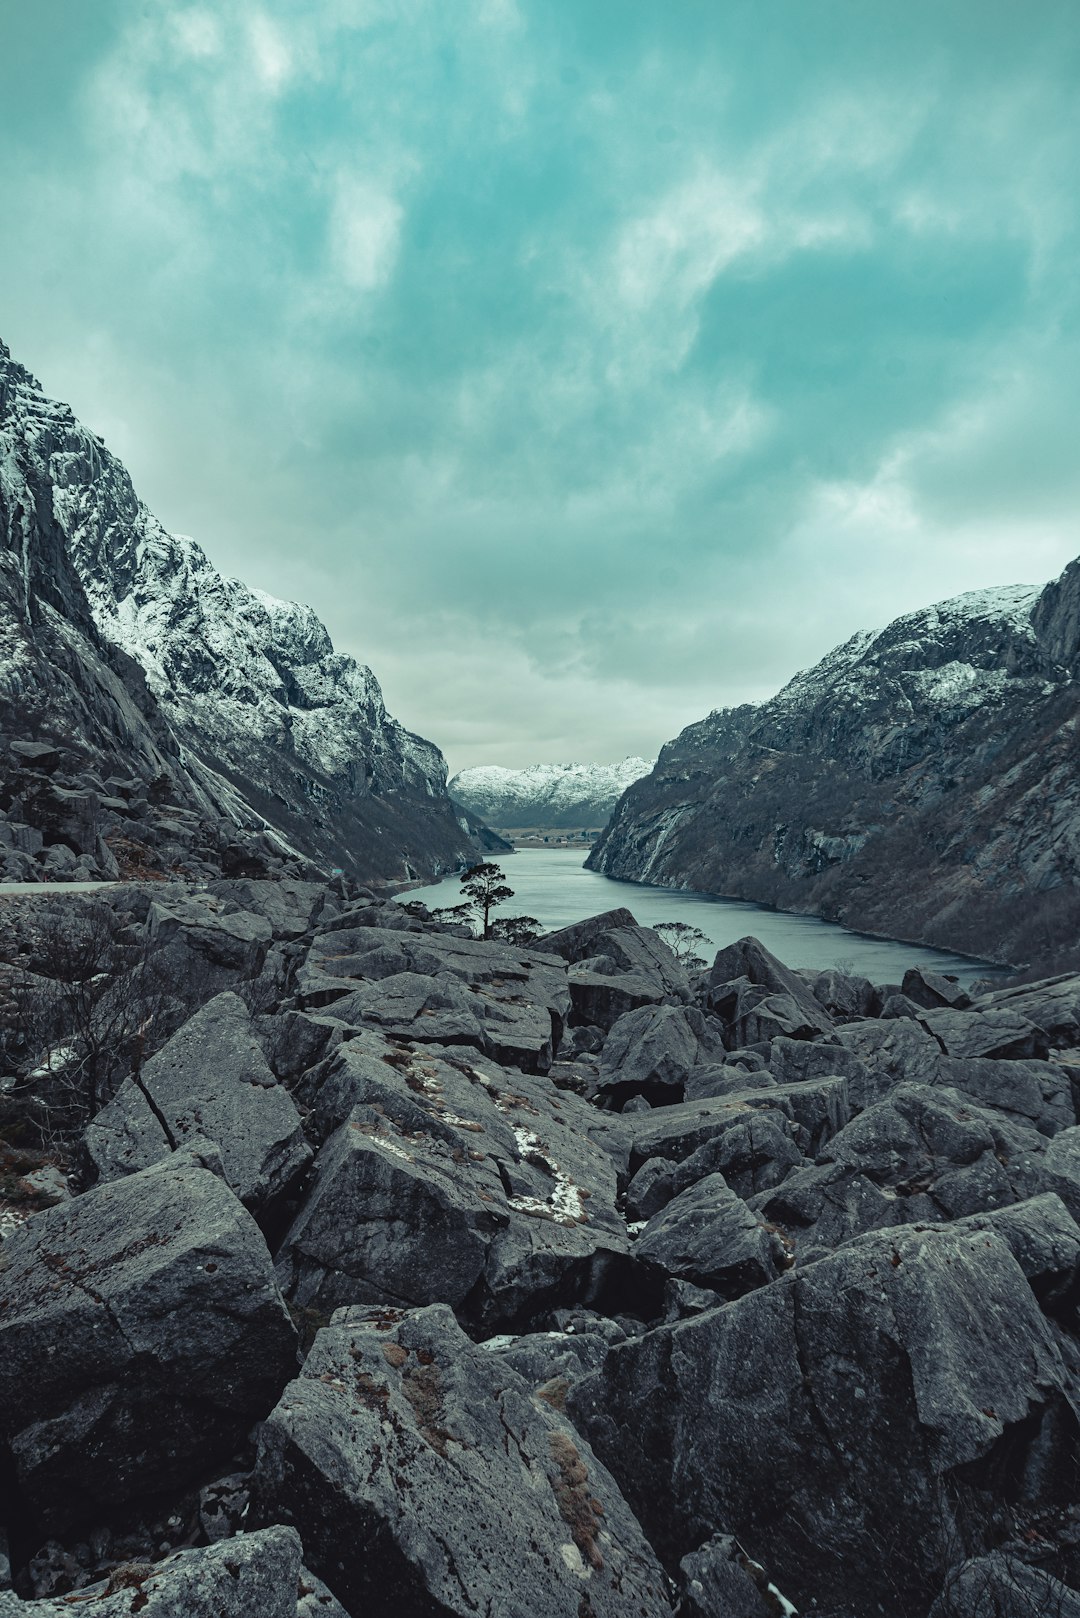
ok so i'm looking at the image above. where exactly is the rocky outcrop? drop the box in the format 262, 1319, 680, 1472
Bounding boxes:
6, 893, 1080, 1616
590, 570, 1080, 971
0, 338, 486, 883
449, 758, 654, 830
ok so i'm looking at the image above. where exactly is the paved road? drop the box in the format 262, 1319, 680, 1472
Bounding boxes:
0, 881, 121, 896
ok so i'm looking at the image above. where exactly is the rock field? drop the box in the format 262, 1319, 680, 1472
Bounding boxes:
2, 880, 1080, 1616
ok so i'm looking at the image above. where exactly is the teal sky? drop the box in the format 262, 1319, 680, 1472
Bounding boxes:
2, 0, 1079, 772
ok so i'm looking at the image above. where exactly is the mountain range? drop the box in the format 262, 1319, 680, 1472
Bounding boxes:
0, 339, 493, 885
590, 567, 1080, 972
449, 757, 654, 830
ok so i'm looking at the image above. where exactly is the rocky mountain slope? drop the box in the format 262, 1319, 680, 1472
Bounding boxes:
4, 878, 1080, 1616
450, 757, 654, 829
0, 338, 484, 883
590, 565, 1080, 971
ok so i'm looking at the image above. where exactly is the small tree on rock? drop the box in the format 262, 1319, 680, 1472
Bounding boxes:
488, 914, 541, 946
460, 862, 514, 940
654, 921, 711, 970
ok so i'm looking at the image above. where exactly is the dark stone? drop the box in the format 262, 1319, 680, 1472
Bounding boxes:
569, 1224, 1077, 1618
634, 1174, 783, 1299
253, 1303, 673, 1617
83, 992, 310, 1210
0, 1146, 297, 1538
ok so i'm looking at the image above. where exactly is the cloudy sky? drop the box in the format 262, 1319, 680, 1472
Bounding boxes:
2, 1, 1079, 772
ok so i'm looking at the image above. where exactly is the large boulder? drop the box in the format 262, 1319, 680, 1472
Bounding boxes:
277, 1037, 634, 1330
596, 1004, 725, 1105
568, 967, 667, 1031
0, 1146, 297, 1537
928, 1552, 1080, 1618
835, 1018, 947, 1107
705, 937, 833, 1039
633, 1173, 784, 1299
917, 1006, 1049, 1062
253, 1303, 673, 1618
539, 908, 639, 962
0, 1527, 345, 1618
147, 892, 272, 980
625, 1078, 848, 1173
821, 1083, 1046, 1217
296, 927, 570, 1073
974, 973, 1080, 1049
83, 993, 311, 1210
569, 1224, 1077, 1618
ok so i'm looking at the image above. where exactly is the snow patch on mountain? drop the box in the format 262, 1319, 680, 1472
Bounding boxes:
0, 335, 474, 880
450, 758, 654, 828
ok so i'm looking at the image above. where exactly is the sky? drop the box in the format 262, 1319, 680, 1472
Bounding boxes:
2, 0, 1079, 774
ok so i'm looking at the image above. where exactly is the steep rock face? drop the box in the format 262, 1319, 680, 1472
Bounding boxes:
450, 757, 654, 829
0, 339, 478, 881
590, 576, 1080, 968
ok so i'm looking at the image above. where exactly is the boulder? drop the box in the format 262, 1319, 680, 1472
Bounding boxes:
669, 1112, 804, 1201
83, 993, 311, 1211
928, 1552, 1080, 1618
147, 893, 272, 980
822, 1083, 1047, 1216
1042, 1127, 1080, 1222
253, 1303, 673, 1617
800, 967, 878, 1022
568, 968, 666, 1031
918, 1006, 1049, 1062
683, 1063, 777, 1101
591, 925, 690, 1000
677, 1534, 784, 1618
297, 927, 570, 1072
901, 966, 973, 1011
946, 1193, 1080, 1310
935, 1055, 1075, 1137
835, 1017, 949, 1106
0, 1146, 297, 1537
749, 1162, 908, 1263
625, 1079, 847, 1174
596, 1004, 725, 1105
706, 937, 833, 1034
768, 1035, 873, 1096
634, 1174, 784, 1299
0, 1527, 344, 1618
569, 1225, 1076, 1618
707, 978, 834, 1047
277, 1038, 633, 1330
975, 973, 1080, 1049
206, 878, 335, 940
539, 908, 639, 962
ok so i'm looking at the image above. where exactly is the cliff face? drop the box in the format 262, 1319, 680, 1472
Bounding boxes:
449, 758, 654, 829
589, 575, 1080, 968
0, 339, 480, 883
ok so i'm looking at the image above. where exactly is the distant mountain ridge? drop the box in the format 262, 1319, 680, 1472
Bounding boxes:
450, 757, 654, 829
589, 568, 1080, 971
0, 337, 485, 883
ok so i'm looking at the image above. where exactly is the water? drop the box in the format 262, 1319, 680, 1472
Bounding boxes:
397, 849, 1003, 987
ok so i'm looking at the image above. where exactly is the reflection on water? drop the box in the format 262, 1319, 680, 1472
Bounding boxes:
397, 849, 1002, 987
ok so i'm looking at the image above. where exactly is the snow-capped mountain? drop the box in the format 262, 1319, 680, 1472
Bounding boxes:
0, 337, 482, 882
590, 570, 1080, 970
449, 758, 654, 829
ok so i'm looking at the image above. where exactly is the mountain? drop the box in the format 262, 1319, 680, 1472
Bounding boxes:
449, 757, 654, 829
0, 338, 486, 884
589, 567, 1080, 970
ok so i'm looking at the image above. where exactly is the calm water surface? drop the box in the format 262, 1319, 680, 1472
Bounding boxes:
398, 849, 1002, 988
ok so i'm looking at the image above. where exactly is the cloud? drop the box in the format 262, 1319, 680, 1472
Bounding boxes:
328, 176, 404, 292
1, 0, 1078, 771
